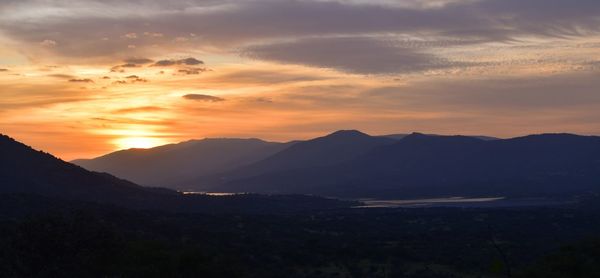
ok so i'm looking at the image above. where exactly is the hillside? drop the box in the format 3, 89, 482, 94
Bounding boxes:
73, 138, 291, 187
0, 134, 354, 213
196, 130, 396, 186
216, 133, 600, 198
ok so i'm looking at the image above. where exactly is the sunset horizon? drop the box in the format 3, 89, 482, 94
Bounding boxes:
3, 1, 600, 276
2, 0, 600, 160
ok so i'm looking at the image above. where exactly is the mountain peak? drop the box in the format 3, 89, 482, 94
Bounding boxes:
400, 132, 485, 144
401, 132, 432, 140
326, 130, 369, 138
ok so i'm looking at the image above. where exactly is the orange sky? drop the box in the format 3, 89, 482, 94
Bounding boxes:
1, 0, 600, 160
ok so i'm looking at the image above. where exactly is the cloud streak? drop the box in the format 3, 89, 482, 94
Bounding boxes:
244, 37, 471, 74
68, 78, 94, 83
182, 94, 225, 102
152, 58, 203, 67
2, 0, 599, 68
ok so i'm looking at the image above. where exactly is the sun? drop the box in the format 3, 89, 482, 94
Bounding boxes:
113, 136, 167, 150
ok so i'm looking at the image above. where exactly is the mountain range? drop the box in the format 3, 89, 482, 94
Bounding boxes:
0, 134, 353, 213
73, 138, 291, 187
219, 132, 600, 198
71, 130, 600, 200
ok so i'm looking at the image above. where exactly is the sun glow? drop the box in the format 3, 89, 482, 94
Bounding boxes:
113, 136, 168, 150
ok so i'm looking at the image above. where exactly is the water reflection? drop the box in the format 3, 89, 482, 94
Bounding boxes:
182, 192, 241, 196
355, 197, 505, 208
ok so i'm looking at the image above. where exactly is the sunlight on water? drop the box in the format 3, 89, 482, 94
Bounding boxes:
182, 192, 241, 196
356, 197, 506, 208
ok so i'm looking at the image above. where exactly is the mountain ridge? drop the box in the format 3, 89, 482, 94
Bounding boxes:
73, 137, 292, 187
69, 130, 600, 200
202, 130, 396, 184
0, 134, 354, 213
214, 132, 600, 198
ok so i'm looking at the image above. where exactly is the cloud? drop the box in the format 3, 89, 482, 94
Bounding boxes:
177, 68, 208, 75
68, 78, 94, 83
110, 67, 125, 73
0, 68, 9, 72
244, 37, 468, 74
2, 0, 600, 70
121, 75, 148, 83
254, 97, 274, 103
152, 57, 204, 67
0, 82, 92, 111
152, 60, 178, 67
365, 72, 600, 113
40, 39, 57, 47
131, 78, 148, 83
123, 32, 138, 39
182, 94, 225, 102
110, 58, 154, 72
110, 58, 153, 72
180, 57, 203, 65
143, 32, 164, 38
119, 63, 139, 68
203, 69, 326, 85
48, 74, 76, 79
110, 57, 207, 74
90, 116, 175, 126
114, 106, 166, 113
124, 57, 154, 64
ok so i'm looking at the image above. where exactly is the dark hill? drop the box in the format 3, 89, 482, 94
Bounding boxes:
73, 138, 291, 188
0, 134, 170, 204
207, 130, 395, 184
217, 133, 600, 199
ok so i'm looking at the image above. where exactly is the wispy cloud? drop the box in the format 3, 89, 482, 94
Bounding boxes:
152, 58, 203, 67
68, 78, 94, 83
114, 106, 166, 113
2, 0, 599, 64
48, 74, 76, 79
182, 94, 225, 102
243, 37, 473, 74
124, 57, 154, 64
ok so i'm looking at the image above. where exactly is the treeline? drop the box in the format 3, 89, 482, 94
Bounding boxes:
2, 198, 600, 277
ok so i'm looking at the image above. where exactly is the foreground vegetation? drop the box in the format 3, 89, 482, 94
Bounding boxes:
1, 194, 599, 277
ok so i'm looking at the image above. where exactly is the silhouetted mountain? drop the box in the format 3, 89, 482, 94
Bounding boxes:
379, 134, 410, 140
0, 134, 355, 213
381, 133, 499, 141
194, 130, 395, 186
472, 135, 499, 141
217, 133, 600, 198
73, 138, 291, 187
234, 129, 394, 173
0, 134, 173, 204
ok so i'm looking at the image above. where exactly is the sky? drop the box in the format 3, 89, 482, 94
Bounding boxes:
1, 0, 600, 160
